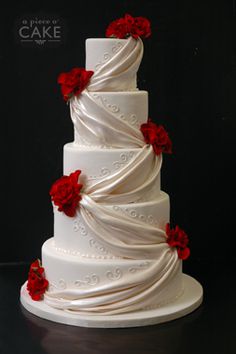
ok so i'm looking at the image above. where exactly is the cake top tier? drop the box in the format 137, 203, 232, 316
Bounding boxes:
86, 37, 143, 92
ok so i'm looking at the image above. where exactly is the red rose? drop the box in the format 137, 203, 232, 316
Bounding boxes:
106, 17, 129, 39
130, 15, 151, 39
57, 67, 94, 101
166, 224, 190, 260
140, 119, 172, 155
106, 14, 151, 40
27, 259, 48, 301
50, 170, 83, 217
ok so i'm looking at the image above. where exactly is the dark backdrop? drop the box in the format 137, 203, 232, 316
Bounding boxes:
2, 0, 236, 263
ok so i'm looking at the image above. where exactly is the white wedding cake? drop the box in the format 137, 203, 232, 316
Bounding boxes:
20, 15, 203, 327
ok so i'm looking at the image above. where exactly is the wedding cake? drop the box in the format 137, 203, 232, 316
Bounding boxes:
20, 14, 203, 327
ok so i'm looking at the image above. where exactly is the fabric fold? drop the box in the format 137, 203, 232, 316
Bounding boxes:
80, 194, 166, 259
84, 145, 161, 203
70, 90, 145, 148
87, 37, 143, 92
44, 252, 180, 315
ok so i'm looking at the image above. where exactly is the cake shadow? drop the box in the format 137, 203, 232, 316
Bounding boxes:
21, 303, 203, 354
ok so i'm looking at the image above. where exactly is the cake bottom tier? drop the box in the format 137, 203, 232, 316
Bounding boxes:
21, 273, 203, 327
42, 238, 183, 315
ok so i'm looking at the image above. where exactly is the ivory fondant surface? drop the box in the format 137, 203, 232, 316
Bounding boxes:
21, 275, 203, 327
53, 192, 170, 258
86, 37, 143, 91
64, 143, 161, 202
72, 91, 148, 147
42, 238, 183, 315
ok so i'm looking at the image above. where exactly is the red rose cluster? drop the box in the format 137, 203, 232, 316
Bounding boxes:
58, 67, 93, 102
141, 119, 172, 155
166, 224, 190, 260
27, 259, 48, 301
106, 13, 151, 39
50, 170, 83, 217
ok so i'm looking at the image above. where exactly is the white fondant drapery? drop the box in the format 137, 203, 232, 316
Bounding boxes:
70, 90, 144, 148
44, 251, 180, 315
87, 36, 143, 92
84, 145, 161, 203
70, 37, 144, 148
45, 155, 181, 314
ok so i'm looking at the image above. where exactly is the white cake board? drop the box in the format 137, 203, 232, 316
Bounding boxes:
20, 274, 203, 328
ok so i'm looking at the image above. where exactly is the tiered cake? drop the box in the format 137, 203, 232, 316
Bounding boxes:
20, 16, 203, 327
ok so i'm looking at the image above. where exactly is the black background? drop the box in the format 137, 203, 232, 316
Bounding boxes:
2, 0, 236, 263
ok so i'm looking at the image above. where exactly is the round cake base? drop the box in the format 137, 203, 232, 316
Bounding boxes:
20, 274, 203, 328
